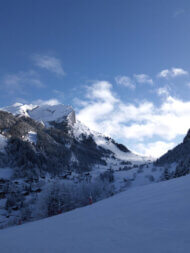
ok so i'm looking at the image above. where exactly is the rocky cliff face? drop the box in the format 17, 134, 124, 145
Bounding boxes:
0, 111, 107, 178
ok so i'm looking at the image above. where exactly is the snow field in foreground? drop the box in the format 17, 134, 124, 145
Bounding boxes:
0, 175, 189, 253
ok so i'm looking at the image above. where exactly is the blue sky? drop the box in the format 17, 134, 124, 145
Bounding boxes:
1, 0, 190, 157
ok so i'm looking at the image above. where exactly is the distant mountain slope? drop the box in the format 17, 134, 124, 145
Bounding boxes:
0, 175, 189, 253
156, 129, 190, 178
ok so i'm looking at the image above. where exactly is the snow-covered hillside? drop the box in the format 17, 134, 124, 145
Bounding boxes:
0, 175, 189, 253
0, 103, 152, 228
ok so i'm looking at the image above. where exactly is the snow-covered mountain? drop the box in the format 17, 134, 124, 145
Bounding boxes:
0, 103, 152, 228
0, 102, 149, 163
0, 102, 148, 174
2, 102, 76, 126
0, 102, 189, 229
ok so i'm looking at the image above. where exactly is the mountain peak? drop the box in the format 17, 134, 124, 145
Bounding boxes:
1, 103, 76, 126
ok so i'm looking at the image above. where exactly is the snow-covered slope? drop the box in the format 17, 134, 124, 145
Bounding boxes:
29, 104, 75, 126
73, 120, 149, 165
0, 175, 189, 253
1, 103, 75, 126
1, 103, 36, 117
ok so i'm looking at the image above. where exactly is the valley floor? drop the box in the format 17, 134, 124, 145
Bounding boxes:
0, 175, 190, 253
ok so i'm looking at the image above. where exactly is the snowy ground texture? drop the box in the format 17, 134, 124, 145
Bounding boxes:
0, 175, 189, 253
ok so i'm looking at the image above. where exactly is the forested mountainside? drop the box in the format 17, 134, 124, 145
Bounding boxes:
155, 128, 190, 179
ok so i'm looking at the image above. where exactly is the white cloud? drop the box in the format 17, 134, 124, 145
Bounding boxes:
53, 89, 64, 99
4, 70, 44, 88
158, 69, 170, 78
173, 9, 185, 18
2, 70, 44, 95
115, 76, 135, 89
33, 55, 65, 76
32, 99, 60, 106
136, 141, 175, 158
157, 87, 170, 96
134, 74, 153, 85
115, 74, 153, 88
158, 68, 188, 78
76, 80, 190, 157
172, 68, 188, 76
77, 81, 117, 129
86, 81, 118, 103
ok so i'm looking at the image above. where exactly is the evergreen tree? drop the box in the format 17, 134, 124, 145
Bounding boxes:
163, 168, 170, 180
